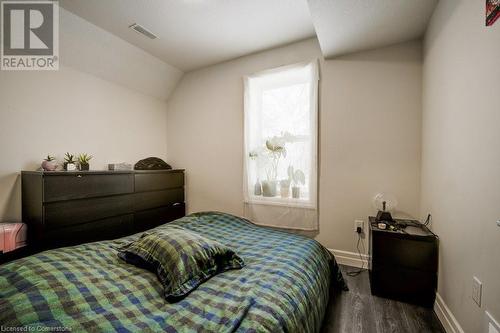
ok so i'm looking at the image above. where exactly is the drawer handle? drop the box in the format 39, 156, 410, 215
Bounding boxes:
76, 175, 83, 178
173, 202, 182, 206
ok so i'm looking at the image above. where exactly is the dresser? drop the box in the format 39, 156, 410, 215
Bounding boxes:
21, 169, 185, 251
368, 216, 438, 307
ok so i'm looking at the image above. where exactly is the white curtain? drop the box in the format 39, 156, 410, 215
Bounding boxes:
243, 60, 319, 230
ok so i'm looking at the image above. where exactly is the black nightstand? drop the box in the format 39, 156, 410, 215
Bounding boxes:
368, 216, 439, 307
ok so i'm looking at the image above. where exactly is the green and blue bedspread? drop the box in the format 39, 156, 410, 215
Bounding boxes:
0, 212, 344, 332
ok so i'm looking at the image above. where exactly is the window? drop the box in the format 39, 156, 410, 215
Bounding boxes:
243, 61, 318, 230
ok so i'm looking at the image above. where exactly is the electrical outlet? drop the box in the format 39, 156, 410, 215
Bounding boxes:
472, 276, 482, 306
355, 220, 364, 233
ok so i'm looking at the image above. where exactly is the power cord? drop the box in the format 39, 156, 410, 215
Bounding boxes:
424, 214, 431, 226
423, 213, 439, 239
346, 228, 366, 277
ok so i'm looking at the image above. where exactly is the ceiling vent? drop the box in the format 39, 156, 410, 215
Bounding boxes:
129, 23, 158, 40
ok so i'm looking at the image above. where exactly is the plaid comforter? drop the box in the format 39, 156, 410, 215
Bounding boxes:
0, 212, 343, 333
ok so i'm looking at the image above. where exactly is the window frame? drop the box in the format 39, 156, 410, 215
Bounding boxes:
243, 60, 319, 209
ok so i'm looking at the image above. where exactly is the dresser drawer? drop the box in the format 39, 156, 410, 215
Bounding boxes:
372, 235, 438, 272
370, 266, 437, 307
133, 203, 185, 232
43, 173, 134, 202
43, 214, 134, 247
133, 188, 184, 212
134, 172, 184, 192
44, 195, 134, 229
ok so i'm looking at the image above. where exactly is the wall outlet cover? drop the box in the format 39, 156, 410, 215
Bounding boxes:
472, 276, 482, 306
355, 220, 364, 232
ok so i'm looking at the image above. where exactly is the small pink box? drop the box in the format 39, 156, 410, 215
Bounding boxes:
0, 223, 27, 253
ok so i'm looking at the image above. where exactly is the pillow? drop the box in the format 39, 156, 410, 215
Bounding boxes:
117, 225, 245, 301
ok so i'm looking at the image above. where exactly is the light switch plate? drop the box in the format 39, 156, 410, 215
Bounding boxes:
472, 276, 482, 306
485, 312, 500, 333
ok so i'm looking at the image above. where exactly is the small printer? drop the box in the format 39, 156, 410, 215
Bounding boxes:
0, 223, 27, 253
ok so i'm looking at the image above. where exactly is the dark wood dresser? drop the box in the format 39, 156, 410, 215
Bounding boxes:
21, 169, 185, 251
368, 216, 439, 307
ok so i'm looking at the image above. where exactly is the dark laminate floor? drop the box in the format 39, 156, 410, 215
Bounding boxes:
321, 265, 445, 333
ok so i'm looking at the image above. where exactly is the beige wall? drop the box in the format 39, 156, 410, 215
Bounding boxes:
0, 66, 169, 222
421, 0, 500, 331
166, 38, 422, 253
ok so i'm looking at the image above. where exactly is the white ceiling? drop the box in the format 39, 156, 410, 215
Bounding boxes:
308, 0, 438, 58
59, 0, 316, 71
60, 0, 438, 72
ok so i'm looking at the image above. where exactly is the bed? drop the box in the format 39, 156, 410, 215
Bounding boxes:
0, 211, 345, 332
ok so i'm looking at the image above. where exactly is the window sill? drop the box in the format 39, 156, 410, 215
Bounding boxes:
244, 196, 315, 209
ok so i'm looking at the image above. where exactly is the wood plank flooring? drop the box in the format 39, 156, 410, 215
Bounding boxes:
320, 265, 445, 333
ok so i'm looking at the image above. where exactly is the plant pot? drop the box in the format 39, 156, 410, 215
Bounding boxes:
79, 163, 89, 171
64, 162, 77, 171
41, 160, 57, 171
292, 186, 301, 199
280, 184, 290, 198
262, 180, 277, 197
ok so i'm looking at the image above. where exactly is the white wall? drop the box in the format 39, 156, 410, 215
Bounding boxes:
0, 66, 170, 222
166, 38, 422, 253
0, 8, 183, 222
421, 0, 500, 332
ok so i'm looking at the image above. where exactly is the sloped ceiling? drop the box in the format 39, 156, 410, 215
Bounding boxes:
59, 8, 183, 101
307, 0, 438, 58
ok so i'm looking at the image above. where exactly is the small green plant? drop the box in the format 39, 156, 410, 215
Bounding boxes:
64, 152, 75, 163
44, 155, 55, 162
78, 153, 93, 164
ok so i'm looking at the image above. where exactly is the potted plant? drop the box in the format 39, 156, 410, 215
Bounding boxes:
64, 153, 77, 171
41, 155, 57, 171
78, 153, 93, 171
279, 178, 291, 198
288, 166, 305, 199
262, 139, 286, 197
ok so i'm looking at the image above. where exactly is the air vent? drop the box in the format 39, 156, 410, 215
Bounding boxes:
129, 23, 157, 40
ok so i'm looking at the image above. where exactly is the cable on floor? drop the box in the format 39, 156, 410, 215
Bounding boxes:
345, 232, 366, 277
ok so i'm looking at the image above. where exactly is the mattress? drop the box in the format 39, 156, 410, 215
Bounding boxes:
0, 212, 344, 332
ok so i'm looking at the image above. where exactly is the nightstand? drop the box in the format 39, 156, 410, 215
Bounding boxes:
368, 216, 439, 307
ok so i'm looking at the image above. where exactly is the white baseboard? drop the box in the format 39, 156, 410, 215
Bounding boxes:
434, 293, 465, 333
328, 248, 369, 269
